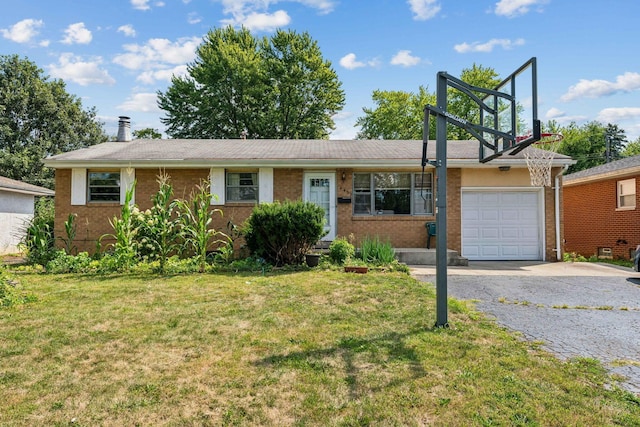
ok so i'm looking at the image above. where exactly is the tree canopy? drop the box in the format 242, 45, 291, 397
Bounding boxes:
544, 120, 631, 174
0, 55, 107, 188
158, 26, 345, 140
356, 64, 500, 140
133, 128, 162, 139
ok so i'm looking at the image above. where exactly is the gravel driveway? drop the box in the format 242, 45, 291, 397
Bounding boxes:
411, 261, 640, 395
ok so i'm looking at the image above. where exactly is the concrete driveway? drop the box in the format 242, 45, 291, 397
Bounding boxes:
410, 261, 640, 395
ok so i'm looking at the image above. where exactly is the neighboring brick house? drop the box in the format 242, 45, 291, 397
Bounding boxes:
44, 118, 574, 263
564, 155, 640, 260
0, 176, 54, 254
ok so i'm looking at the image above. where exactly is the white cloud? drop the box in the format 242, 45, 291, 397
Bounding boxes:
390, 50, 421, 67
339, 53, 380, 70
136, 65, 189, 84
39, 39, 51, 47
217, 0, 335, 30
454, 38, 525, 53
237, 10, 291, 31
561, 72, 640, 102
544, 107, 587, 124
187, 12, 202, 24
597, 107, 640, 123
118, 24, 136, 37
545, 107, 565, 119
339, 53, 365, 70
61, 22, 92, 45
131, 0, 150, 10
1, 18, 44, 43
113, 36, 200, 70
408, 0, 441, 20
117, 92, 162, 113
494, 0, 548, 17
48, 53, 115, 86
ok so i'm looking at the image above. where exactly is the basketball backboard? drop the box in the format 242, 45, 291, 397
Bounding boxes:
479, 57, 540, 162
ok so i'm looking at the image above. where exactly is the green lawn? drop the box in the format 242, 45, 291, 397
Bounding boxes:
1, 269, 639, 426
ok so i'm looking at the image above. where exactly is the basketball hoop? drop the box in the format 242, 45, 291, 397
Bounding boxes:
519, 133, 564, 187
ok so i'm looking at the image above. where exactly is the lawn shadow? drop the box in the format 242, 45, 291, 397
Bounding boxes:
255, 327, 434, 400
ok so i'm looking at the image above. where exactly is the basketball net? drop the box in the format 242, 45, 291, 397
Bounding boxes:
520, 133, 564, 187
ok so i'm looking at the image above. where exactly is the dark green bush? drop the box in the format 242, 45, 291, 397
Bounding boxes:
244, 200, 326, 266
329, 237, 355, 264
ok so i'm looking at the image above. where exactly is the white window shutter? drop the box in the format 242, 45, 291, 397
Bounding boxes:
259, 168, 274, 203
71, 168, 87, 205
120, 167, 136, 205
210, 168, 225, 205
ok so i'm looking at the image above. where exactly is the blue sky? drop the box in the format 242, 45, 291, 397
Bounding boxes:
2, 0, 640, 142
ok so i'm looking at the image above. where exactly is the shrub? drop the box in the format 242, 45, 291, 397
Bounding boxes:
46, 250, 93, 274
359, 236, 396, 264
244, 200, 326, 266
329, 237, 355, 265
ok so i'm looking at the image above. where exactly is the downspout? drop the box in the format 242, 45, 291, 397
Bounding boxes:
554, 164, 570, 261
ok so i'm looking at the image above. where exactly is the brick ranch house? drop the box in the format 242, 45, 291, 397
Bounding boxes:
44, 118, 574, 264
563, 154, 640, 260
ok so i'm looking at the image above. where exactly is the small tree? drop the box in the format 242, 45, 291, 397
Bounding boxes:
244, 200, 326, 266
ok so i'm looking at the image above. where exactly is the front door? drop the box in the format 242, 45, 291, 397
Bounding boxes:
304, 172, 336, 241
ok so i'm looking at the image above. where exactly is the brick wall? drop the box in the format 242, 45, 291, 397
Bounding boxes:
54, 166, 557, 258
564, 175, 640, 260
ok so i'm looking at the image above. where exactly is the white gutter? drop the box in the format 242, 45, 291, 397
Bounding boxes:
554, 164, 570, 261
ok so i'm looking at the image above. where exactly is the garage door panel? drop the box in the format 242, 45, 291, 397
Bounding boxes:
501, 227, 520, 239
462, 191, 542, 261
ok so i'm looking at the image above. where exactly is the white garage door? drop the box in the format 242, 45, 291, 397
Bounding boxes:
462, 191, 542, 260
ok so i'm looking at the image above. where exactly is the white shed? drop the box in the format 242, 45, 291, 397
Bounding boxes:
0, 176, 54, 254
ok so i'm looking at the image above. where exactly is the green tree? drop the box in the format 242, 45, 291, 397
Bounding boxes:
621, 136, 640, 157
158, 26, 345, 139
0, 55, 107, 188
355, 64, 500, 140
604, 123, 627, 162
133, 128, 162, 139
447, 64, 501, 140
556, 121, 607, 174
356, 86, 435, 139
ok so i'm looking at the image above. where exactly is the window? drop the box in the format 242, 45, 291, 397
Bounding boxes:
227, 172, 258, 202
413, 173, 433, 215
617, 178, 636, 209
88, 171, 120, 202
353, 172, 433, 215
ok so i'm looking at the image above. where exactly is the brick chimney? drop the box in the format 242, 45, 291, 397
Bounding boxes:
117, 116, 132, 142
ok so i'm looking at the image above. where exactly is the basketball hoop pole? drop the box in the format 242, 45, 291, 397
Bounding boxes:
434, 72, 449, 328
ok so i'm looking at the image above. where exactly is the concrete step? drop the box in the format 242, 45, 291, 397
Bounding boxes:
395, 248, 468, 266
